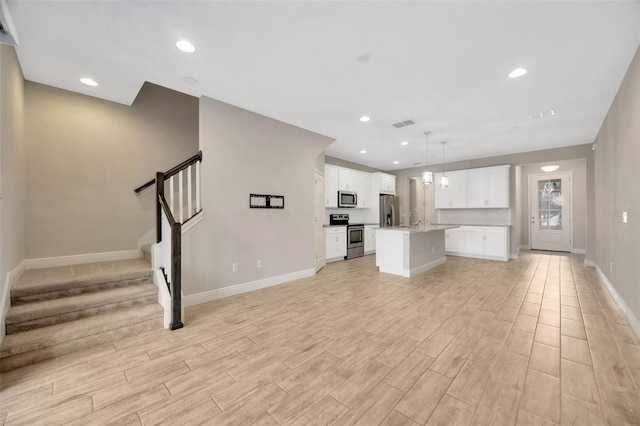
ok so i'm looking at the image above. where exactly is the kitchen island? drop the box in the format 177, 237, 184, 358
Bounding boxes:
376, 225, 459, 277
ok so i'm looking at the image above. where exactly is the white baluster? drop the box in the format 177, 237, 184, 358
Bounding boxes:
196, 161, 201, 213
179, 170, 184, 223
187, 164, 192, 219
168, 176, 174, 217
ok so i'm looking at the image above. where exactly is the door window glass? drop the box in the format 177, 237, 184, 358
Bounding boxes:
538, 179, 562, 230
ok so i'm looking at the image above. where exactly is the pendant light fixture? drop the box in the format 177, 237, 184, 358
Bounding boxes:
440, 141, 449, 188
421, 131, 433, 184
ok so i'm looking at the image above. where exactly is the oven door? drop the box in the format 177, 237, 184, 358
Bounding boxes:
347, 227, 364, 248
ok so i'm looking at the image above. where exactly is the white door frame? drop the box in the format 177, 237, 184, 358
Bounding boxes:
314, 171, 326, 272
528, 171, 573, 252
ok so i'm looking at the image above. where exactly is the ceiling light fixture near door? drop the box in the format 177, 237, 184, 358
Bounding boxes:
393, 161, 399, 165
359, 115, 371, 122
80, 77, 98, 86
508, 67, 528, 78
401, 141, 409, 146
440, 141, 449, 188
422, 131, 433, 184
541, 165, 559, 172
176, 39, 196, 53
359, 150, 367, 154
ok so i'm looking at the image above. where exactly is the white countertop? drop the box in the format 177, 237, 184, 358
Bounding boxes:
377, 225, 459, 234
432, 223, 511, 227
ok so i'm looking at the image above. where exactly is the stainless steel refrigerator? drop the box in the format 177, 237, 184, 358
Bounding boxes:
380, 195, 400, 227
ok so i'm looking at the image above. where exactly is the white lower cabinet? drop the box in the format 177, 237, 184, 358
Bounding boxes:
444, 229, 465, 253
445, 226, 509, 261
364, 225, 378, 254
325, 227, 346, 262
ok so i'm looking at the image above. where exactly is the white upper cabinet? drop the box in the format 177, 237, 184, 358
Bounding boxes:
355, 172, 371, 208
467, 165, 510, 208
434, 170, 468, 209
324, 165, 339, 208
338, 168, 357, 191
435, 165, 510, 209
379, 174, 396, 195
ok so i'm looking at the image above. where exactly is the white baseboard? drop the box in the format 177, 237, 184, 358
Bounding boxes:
24, 249, 141, 270
520, 245, 530, 251
182, 268, 315, 308
594, 263, 640, 340
572, 248, 586, 254
404, 257, 446, 278
1, 261, 25, 343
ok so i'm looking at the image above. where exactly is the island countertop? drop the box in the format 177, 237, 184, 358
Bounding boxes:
377, 225, 459, 234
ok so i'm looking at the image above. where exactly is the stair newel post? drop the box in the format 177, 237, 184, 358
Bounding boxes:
170, 221, 184, 330
156, 172, 165, 243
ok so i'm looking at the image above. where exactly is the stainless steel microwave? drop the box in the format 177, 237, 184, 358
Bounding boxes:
338, 190, 357, 208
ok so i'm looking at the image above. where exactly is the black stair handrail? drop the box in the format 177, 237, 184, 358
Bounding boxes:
147, 151, 202, 331
134, 151, 203, 193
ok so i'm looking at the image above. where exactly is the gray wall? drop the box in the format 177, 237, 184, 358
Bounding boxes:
392, 144, 594, 258
181, 97, 332, 296
520, 159, 587, 251
593, 46, 640, 324
24, 82, 199, 258
0, 45, 25, 341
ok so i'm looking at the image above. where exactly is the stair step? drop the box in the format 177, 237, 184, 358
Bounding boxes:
0, 304, 163, 372
141, 244, 152, 262
11, 269, 153, 305
5, 283, 159, 334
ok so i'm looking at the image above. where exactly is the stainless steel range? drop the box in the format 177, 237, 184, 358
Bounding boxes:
329, 214, 364, 260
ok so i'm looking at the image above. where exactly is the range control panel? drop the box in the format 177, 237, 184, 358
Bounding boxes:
329, 214, 349, 225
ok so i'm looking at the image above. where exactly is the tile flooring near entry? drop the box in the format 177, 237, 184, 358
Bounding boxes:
1, 253, 639, 425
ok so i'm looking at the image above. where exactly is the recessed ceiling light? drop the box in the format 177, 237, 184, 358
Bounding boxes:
359, 116, 371, 122
360, 150, 367, 154
401, 141, 409, 146
176, 40, 196, 53
508, 68, 528, 78
80, 78, 98, 87
393, 161, 399, 164
541, 165, 560, 172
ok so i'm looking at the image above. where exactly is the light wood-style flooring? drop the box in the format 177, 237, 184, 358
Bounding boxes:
1, 252, 639, 425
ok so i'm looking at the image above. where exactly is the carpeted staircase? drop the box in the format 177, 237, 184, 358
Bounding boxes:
0, 258, 163, 371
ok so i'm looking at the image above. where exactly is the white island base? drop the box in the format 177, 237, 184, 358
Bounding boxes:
375, 226, 458, 277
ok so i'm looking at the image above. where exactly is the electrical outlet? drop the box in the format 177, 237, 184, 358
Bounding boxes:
257, 260, 262, 268
622, 211, 628, 223
610, 262, 613, 273
232, 263, 238, 273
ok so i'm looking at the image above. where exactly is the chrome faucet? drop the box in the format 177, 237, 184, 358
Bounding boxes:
409, 208, 420, 228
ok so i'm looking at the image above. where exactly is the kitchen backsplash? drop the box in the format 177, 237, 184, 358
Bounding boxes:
437, 209, 511, 226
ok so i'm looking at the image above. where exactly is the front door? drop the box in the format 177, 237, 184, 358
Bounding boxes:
315, 171, 326, 272
529, 172, 571, 252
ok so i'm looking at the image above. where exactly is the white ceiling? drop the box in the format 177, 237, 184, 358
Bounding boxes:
7, 1, 640, 170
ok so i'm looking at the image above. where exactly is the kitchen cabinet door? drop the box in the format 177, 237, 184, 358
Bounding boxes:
338, 168, 357, 191
466, 168, 487, 208
364, 227, 377, 253
485, 166, 510, 208
464, 229, 485, 256
326, 229, 346, 261
356, 172, 371, 208
324, 165, 339, 208
448, 170, 468, 208
484, 229, 508, 258
445, 229, 465, 253
380, 174, 396, 195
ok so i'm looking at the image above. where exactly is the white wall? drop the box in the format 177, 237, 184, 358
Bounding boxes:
181, 97, 332, 300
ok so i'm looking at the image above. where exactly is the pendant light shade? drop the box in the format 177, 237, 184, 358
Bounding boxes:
422, 131, 433, 184
440, 141, 448, 188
